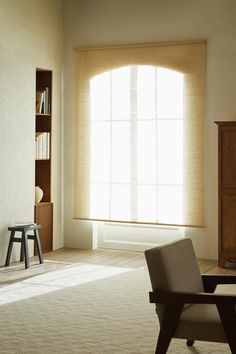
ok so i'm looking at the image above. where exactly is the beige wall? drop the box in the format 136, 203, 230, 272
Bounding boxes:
0, 0, 63, 264
63, 0, 236, 259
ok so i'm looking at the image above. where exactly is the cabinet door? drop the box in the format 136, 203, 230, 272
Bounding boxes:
222, 129, 236, 188
221, 194, 236, 253
34, 203, 53, 253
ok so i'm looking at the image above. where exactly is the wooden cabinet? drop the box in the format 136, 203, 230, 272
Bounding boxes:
216, 121, 236, 267
35, 69, 53, 252
34, 202, 53, 253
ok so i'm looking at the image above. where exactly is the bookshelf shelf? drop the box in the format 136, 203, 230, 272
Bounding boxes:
36, 113, 51, 117
35, 68, 53, 253
35, 158, 50, 161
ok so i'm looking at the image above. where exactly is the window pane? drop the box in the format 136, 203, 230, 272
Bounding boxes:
137, 185, 157, 222
90, 72, 110, 121
137, 121, 156, 184
111, 185, 130, 220
157, 68, 183, 119
90, 183, 110, 219
157, 120, 183, 185
137, 66, 156, 120
158, 186, 183, 224
112, 121, 130, 183
112, 67, 130, 120
91, 122, 110, 182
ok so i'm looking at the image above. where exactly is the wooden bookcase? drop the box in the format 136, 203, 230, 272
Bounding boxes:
216, 121, 236, 267
34, 69, 53, 253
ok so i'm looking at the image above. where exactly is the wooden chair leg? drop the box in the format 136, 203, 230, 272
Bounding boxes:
217, 303, 236, 353
155, 304, 183, 354
186, 340, 195, 346
5, 230, 15, 266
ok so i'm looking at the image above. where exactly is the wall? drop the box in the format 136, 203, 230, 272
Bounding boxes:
63, 0, 236, 259
0, 0, 63, 264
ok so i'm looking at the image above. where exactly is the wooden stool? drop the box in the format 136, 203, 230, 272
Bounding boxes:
5, 224, 44, 269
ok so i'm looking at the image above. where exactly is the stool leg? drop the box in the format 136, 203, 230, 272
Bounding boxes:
5, 231, 15, 266
34, 229, 44, 264
20, 242, 24, 262
22, 231, 29, 269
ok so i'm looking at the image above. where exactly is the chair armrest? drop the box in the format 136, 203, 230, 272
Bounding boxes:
202, 274, 236, 293
149, 290, 236, 304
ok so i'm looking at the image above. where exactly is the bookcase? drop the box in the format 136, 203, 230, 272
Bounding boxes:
216, 121, 236, 267
35, 69, 53, 253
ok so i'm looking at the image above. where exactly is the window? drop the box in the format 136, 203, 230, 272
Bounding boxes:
74, 42, 205, 227
90, 65, 184, 224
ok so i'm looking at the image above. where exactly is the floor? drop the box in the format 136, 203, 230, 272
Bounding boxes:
0, 247, 236, 288
0, 248, 234, 354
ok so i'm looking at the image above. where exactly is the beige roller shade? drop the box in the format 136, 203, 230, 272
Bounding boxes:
74, 41, 205, 227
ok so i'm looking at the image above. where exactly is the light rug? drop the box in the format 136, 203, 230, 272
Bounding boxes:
0, 263, 231, 354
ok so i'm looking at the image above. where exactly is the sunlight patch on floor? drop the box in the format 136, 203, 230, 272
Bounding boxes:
0, 263, 133, 306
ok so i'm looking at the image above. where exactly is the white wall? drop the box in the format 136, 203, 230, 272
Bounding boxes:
0, 0, 64, 264
63, 0, 236, 259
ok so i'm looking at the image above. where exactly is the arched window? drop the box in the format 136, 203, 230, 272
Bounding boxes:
90, 65, 184, 224
74, 42, 205, 227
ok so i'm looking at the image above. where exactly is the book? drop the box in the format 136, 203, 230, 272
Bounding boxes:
47, 132, 50, 159
35, 132, 50, 159
36, 87, 50, 114
36, 92, 44, 113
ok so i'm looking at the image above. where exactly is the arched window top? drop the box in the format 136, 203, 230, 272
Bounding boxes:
90, 65, 184, 122
91, 64, 184, 78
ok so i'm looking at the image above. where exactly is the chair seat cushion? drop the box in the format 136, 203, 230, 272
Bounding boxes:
174, 284, 236, 343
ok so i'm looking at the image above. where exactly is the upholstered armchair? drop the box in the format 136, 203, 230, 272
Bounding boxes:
145, 238, 236, 354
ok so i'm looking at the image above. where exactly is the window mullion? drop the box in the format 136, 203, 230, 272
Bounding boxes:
130, 66, 138, 221
109, 71, 113, 219
155, 68, 159, 222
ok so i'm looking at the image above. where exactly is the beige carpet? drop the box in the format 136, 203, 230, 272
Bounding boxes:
0, 264, 231, 354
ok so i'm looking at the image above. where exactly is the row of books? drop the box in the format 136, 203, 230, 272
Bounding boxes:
35, 132, 50, 159
36, 87, 50, 114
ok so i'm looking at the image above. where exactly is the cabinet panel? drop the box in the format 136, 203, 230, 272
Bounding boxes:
34, 203, 53, 253
222, 194, 236, 253
216, 121, 236, 267
222, 130, 236, 188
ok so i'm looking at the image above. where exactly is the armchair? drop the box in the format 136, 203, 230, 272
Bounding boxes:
145, 238, 236, 354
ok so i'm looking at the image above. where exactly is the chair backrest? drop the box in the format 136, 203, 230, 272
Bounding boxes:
145, 238, 204, 321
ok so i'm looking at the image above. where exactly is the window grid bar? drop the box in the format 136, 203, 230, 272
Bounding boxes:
90, 181, 183, 187
130, 66, 138, 221
155, 68, 159, 222
108, 71, 113, 219
91, 117, 183, 123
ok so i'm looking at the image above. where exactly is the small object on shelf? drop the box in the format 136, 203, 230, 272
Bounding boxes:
35, 186, 44, 203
